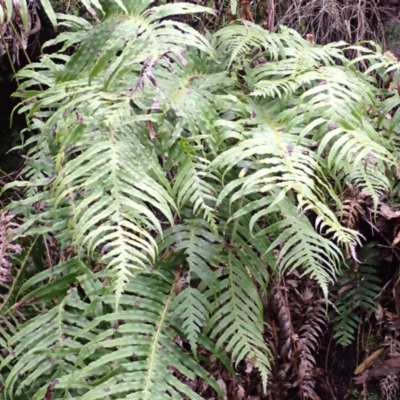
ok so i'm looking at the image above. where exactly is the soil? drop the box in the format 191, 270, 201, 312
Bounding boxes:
0, 74, 24, 175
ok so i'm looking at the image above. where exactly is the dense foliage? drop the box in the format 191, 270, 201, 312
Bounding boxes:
2, 0, 400, 399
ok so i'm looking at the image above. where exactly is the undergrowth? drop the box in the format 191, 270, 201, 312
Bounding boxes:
1, 0, 400, 399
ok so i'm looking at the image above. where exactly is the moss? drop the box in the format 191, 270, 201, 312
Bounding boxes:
385, 22, 400, 43
49, 0, 81, 15
344, 387, 380, 400
384, 19, 400, 58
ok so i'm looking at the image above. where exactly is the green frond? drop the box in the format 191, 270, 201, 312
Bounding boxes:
214, 23, 303, 67
158, 221, 221, 353
53, 124, 175, 304
332, 244, 381, 346
172, 155, 219, 232
205, 250, 271, 392
337, 162, 390, 209
249, 49, 346, 99
5, 4, 400, 398
212, 126, 357, 245
8, 1, 221, 307
172, 287, 210, 354
263, 198, 343, 297
159, 221, 220, 293
56, 4, 213, 84
1, 260, 222, 400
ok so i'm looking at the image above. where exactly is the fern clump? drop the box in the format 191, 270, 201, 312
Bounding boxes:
1, 0, 400, 398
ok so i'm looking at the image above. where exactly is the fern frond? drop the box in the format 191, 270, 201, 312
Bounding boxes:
199, 217, 273, 392
263, 198, 343, 297
1, 260, 222, 400
6, 5, 400, 398
337, 184, 369, 230
160, 221, 220, 295
205, 249, 271, 392
172, 155, 219, 232
213, 125, 357, 246
249, 46, 346, 98
217, 23, 394, 218
332, 245, 381, 346
214, 23, 304, 67
172, 287, 210, 354
56, 4, 214, 85
8, 1, 220, 307
157, 220, 221, 354
53, 124, 175, 304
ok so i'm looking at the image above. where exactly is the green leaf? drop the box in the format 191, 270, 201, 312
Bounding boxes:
39, 0, 57, 27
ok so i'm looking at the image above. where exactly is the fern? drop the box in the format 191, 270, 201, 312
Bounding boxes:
0, 257, 222, 400
2, 2, 400, 398
263, 197, 343, 297
205, 231, 271, 392
332, 244, 382, 346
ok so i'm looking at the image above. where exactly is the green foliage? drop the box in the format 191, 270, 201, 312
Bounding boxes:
332, 244, 382, 347
1, 258, 225, 400
1, 0, 400, 398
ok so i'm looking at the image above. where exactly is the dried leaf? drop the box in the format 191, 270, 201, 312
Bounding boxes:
146, 119, 156, 141
245, 358, 255, 373
338, 282, 356, 296
44, 380, 59, 400
354, 356, 400, 384
306, 34, 315, 45
235, 385, 245, 400
174, 265, 183, 295
354, 348, 385, 375
381, 204, 400, 219
217, 378, 228, 400
375, 303, 384, 322
86, 6, 100, 22
393, 231, 400, 247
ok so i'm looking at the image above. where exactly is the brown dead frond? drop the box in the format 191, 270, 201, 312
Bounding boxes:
0, 211, 21, 284
337, 183, 370, 230
266, 276, 328, 399
295, 296, 327, 399
379, 310, 400, 399
0, 0, 42, 66
380, 374, 399, 400
354, 300, 400, 398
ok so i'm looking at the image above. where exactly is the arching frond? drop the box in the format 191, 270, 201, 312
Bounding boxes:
54, 124, 175, 304
264, 197, 343, 297
1, 259, 222, 400
212, 125, 357, 245
214, 23, 304, 67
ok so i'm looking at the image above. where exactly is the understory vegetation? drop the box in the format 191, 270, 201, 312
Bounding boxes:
2, 0, 400, 399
